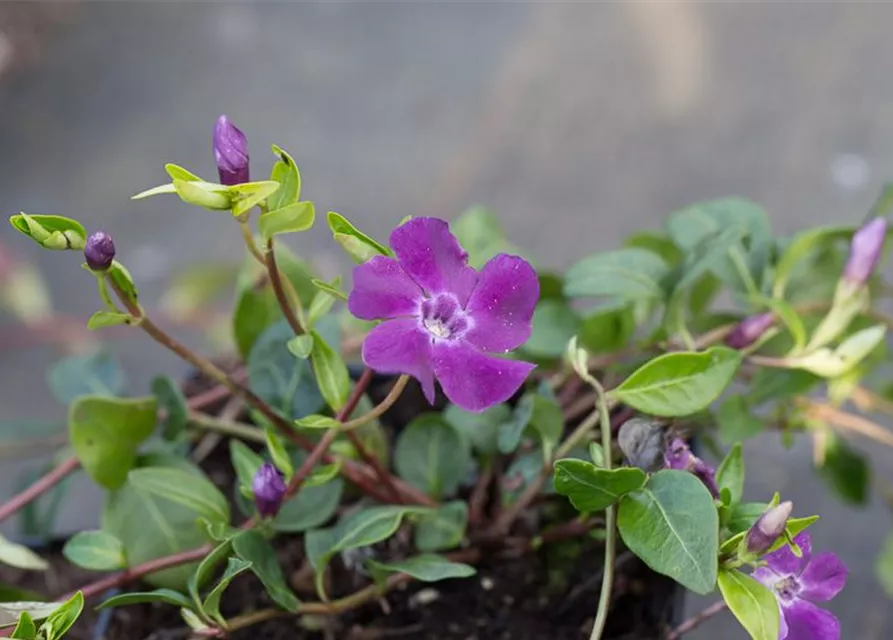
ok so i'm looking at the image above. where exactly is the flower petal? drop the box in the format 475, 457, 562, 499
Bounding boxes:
798, 552, 847, 602
751, 566, 781, 589
348, 255, 423, 321
778, 602, 789, 639
390, 217, 478, 304
782, 599, 840, 640
430, 340, 535, 412
463, 254, 539, 353
766, 532, 812, 576
361, 318, 435, 403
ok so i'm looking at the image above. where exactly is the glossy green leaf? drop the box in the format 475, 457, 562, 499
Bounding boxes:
187, 538, 233, 612
327, 211, 390, 263
610, 347, 741, 417
413, 502, 468, 552
617, 470, 719, 594
718, 569, 779, 640
131, 183, 178, 200
232, 530, 300, 611
716, 444, 744, 506
259, 202, 315, 241
524, 299, 580, 358
47, 349, 126, 404
9, 213, 86, 251
267, 145, 302, 210
272, 450, 342, 532
395, 414, 471, 499
69, 395, 157, 489
553, 460, 646, 513
107, 260, 139, 307
367, 554, 475, 582
264, 427, 294, 480
97, 589, 195, 611
310, 330, 350, 412
717, 396, 764, 444
128, 467, 230, 525
164, 163, 201, 182
286, 334, 314, 359
230, 180, 281, 217
171, 179, 232, 210
0, 535, 47, 571
9, 611, 35, 639
151, 375, 189, 441
444, 403, 511, 457
39, 591, 83, 640
62, 530, 126, 571
564, 248, 670, 302
86, 310, 132, 330
201, 557, 253, 626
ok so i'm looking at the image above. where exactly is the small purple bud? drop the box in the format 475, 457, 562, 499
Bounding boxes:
664, 438, 719, 498
213, 114, 249, 186
252, 462, 286, 518
844, 217, 887, 286
84, 231, 116, 271
745, 500, 793, 556
725, 313, 775, 350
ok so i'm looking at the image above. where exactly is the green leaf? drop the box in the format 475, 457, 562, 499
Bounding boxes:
367, 554, 475, 582
97, 589, 194, 611
232, 530, 300, 611
0, 535, 47, 571
308, 277, 342, 327
617, 470, 719, 594
132, 182, 178, 200
610, 347, 741, 417
229, 440, 263, 491
413, 502, 468, 552
0, 602, 63, 629
9, 213, 86, 251
327, 211, 390, 263
86, 310, 132, 330
286, 334, 314, 359
39, 591, 83, 640
395, 414, 472, 499
818, 432, 869, 505
761, 298, 807, 352
564, 248, 671, 302
310, 330, 350, 412
259, 202, 315, 241
201, 557, 253, 626
69, 395, 157, 489
528, 394, 564, 453
264, 427, 294, 480
451, 206, 524, 269
747, 369, 820, 406
164, 163, 201, 182
128, 467, 230, 525
498, 394, 535, 454
10, 612, 35, 639
716, 444, 744, 506
230, 181, 282, 217
107, 260, 139, 307
553, 460, 646, 513
717, 569, 779, 640
444, 403, 511, 457
187, 538, 233, 610
717, 396, 764, 444
61, 531, 125, 571
293, 414, 340, 430
47, 349, 126, 404
773, 225, 854, 298
725, 502, 770, 536
788, 324, 887, 378
578, 304, 636, 354
272, 453, 342, 532
267, 145, 302, 210
524, 299, 580, 359
310, 277, 348, 302
151, 375, 189, 441
673, 225, 750, 292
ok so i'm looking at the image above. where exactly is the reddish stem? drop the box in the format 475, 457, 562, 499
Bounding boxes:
468, 464, 494, 526
0, 455, 80, 525
264, 239, 304, 335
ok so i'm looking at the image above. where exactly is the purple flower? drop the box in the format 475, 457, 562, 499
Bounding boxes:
663, 438, 719, 498
84, 231, 115, 271
843, 217, 886, 287
726, 313, 775, 350
745, 501, 793, 556
753, 532, 847, 640
213, 114, 249, 186
348, 217, 538, 413
252, 462, 286, 518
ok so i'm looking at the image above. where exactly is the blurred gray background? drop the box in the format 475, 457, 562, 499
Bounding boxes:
1, 2, 892, 637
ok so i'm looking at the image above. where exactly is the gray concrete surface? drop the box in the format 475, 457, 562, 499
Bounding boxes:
1, 2, 892, 637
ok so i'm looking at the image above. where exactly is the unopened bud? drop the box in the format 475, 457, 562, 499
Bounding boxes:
725, 313, 774, 350
252, 462, 286, 518
213, 114, 249, 186
84, 231, 116, 271
844, 217, 886, 287
664, 437, 719, 498
744, 501, 793, 556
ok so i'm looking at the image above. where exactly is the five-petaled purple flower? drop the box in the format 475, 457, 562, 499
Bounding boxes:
252, 462, 286, 518
663, 437, 719, 498
213, 114, 250, 186
348, 217, 539, 413
753, 532, 846, 640
843, 217, 886, 287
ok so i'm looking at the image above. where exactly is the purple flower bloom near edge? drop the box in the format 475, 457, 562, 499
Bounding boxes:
663, 437, 719, 498
348, 217, 539, 413
213, 114, 249, 186
753, 532, 847, 640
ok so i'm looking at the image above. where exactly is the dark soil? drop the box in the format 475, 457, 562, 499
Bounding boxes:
1, 372, 683, 639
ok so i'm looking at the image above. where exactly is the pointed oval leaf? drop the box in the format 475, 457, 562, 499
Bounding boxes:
267, 145, 302, 210
97, 589, 195, 611
367, 554, 475, 582
86, 311, 132, 330
151, 375, 189, 441
259, 202, 315, 241
39, 592, 83, 640
310, 330, 350, 412
717, 569, 780, 640
232, 530, 300, 611
716, 444, 744, 506
0, 535, 48, 571
9, 213, 86, 251
128, 467, 230, 525
201, 556, 253, 625
10, 611, 35, 639
62, 530, 126, 571
553, 460, 646, 513
326, 211, 390, 263
564, 248, 670, 302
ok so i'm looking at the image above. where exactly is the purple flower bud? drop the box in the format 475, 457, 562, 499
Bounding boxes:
745, 500, 793, 556
213, 114, 249, 186
664, 438, 719, 498
844, 217, 887, 286
252, 462, 286, 518
84, 231, 115, 271
725, 313, 775, 350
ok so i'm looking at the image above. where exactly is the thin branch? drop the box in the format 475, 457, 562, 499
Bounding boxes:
264, 238, 304, 335
665, 600, 727, 639
800, 398, 893, 448
0, 455, 80, 525
588, 379, 615, 640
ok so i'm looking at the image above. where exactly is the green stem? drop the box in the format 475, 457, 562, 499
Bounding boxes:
589, 379, 615, 640
187, 411, 266, 443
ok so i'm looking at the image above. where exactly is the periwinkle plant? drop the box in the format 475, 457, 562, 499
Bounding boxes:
11, 116, 893, 640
